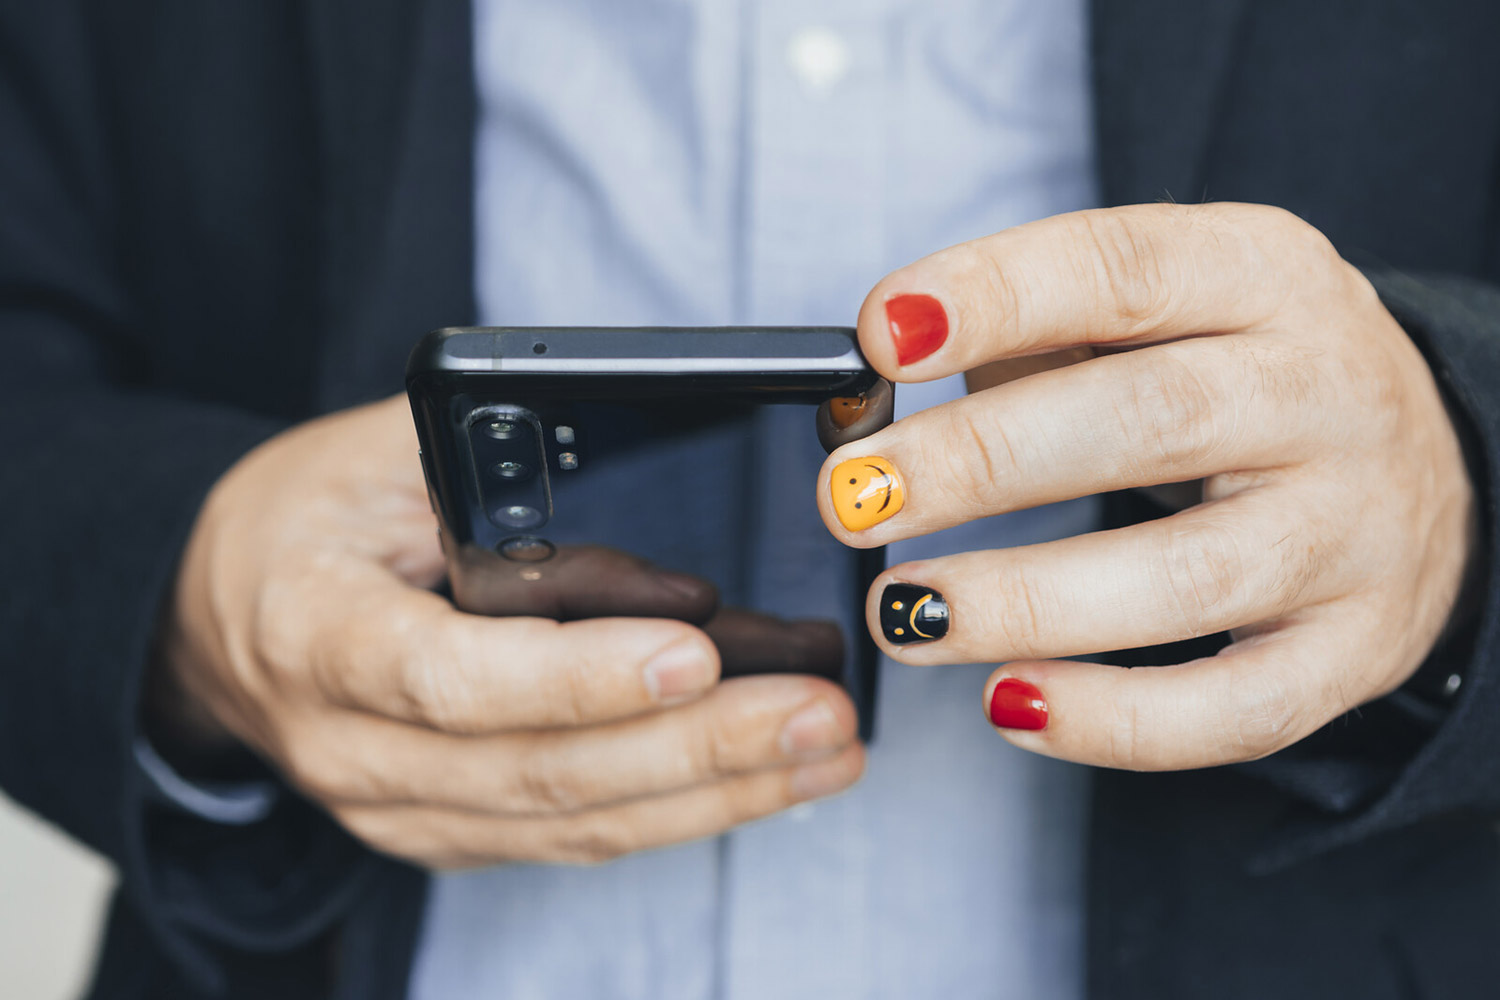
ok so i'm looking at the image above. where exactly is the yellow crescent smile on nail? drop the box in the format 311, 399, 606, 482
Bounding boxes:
830, 456, 905, 532
908, 593, 935, 639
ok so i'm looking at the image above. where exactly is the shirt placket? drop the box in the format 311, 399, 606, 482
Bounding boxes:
720, 4, 888, 998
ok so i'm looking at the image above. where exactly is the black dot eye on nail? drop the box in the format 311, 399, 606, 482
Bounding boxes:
854, 502, 862, 508
879, 583, 951, 645
849, 478, 857, 484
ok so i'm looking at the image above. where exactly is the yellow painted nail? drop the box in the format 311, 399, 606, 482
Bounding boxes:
830, 456, 904, 531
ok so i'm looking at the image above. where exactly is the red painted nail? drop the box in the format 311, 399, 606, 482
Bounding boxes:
885, 294, 948, 365
988, 678, 1048, 730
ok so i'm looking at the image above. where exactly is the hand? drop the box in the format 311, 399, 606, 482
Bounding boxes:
819, 202, 1477, 770
154, 397, 862, 868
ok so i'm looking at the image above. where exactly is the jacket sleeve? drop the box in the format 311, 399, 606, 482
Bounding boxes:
1227, 269, 1500, 869
0, 5, 373, 991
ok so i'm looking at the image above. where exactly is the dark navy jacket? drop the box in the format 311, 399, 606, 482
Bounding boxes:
3, 2, 1500, 997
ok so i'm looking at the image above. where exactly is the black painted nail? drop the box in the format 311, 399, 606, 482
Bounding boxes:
879, 583, 949, 645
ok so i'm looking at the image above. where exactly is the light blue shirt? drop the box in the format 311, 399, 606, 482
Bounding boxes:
408, 1, 1102, 998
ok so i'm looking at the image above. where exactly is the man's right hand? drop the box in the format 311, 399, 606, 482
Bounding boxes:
151, 397, 863, 869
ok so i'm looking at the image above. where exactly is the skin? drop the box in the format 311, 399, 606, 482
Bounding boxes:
155, 398, 863, 870
157, 200, 1477, 871
819, 202, 1479, 771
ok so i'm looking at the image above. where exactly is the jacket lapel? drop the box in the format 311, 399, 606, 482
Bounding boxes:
1091, 0, 1251, 206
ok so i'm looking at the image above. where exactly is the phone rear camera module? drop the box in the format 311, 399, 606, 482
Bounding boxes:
495, 504, 545, 528
491, 460, 531, 481
484, 419, 522, 440
498, 536, 556, 563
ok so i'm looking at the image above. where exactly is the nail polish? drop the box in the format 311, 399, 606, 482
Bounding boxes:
827, 396, 867, 429
814, 377, 894, 453
829, 456, 904, 531
886, 293, 948, 365
879, 583, 949, 644
988, 678, 1048, 730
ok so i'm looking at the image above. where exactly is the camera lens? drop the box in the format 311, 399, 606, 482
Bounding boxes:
499, 536, 556, 563
484, 419, 521, 440
491, 460, 530, 480
496, 504, 544, 528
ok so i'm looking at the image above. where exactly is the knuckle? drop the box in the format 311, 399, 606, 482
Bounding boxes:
514, 749, 586, 814
1266, 519, 1331, 616
1117, 352, 1222, 472
938, 406, 1017, 514
389, 634, 488, 735
1222, 670, 1303, 761
553, 650, 596, 727
1156, 519, 1248, 638
1240, 337, 1327, 420
1104, 697, 1150, 771
555, 816, 632, 865
985, 564, 1059, 658
958, 242, 1027, 346
1258, 206, 1348, 295
693, 709, 746, 778
249, 579, 311, 687
396, 657, 471, 733
1264, 206, 1336, 259
1073, 212, 1178, 330
278, 732, 352, 802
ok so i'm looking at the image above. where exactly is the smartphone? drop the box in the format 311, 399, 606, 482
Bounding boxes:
406, 326, 893, 738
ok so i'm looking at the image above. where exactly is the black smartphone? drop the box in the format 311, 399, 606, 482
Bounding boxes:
406, 327, 893, 738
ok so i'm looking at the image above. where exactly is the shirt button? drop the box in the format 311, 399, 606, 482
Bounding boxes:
785, 26, 851, 97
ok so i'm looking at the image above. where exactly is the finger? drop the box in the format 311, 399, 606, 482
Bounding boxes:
963, 347, 1097, 394
703, 609, 846, 680
275, 556, 723, 733
286, 674, 858, 815
334, 743, 866, 868
857, 202, 1346, 379
861, 484, 1351, 666
818, 334, 1324, 544
975, 602, 1386, 771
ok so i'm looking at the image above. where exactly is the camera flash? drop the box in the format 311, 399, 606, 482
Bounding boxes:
558, 452, 579, 470
555, 425, 575, 444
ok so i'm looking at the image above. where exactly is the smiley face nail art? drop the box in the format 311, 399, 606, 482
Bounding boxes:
827, 396, 868, 429
815, 378, 894, 453
879, 583, 950, 645
830, 456, 905, 531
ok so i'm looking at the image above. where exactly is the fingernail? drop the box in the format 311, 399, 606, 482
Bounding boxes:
879, 583, 949, 644
779, 699, 844, 758
886, 293, 948, 365
988, 678, 1049, 731
814, 379, 894, 453
642, 640, 714, 704
790, 753, 859, 800
826, 396, 868, 430
829, 456, 904, 531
